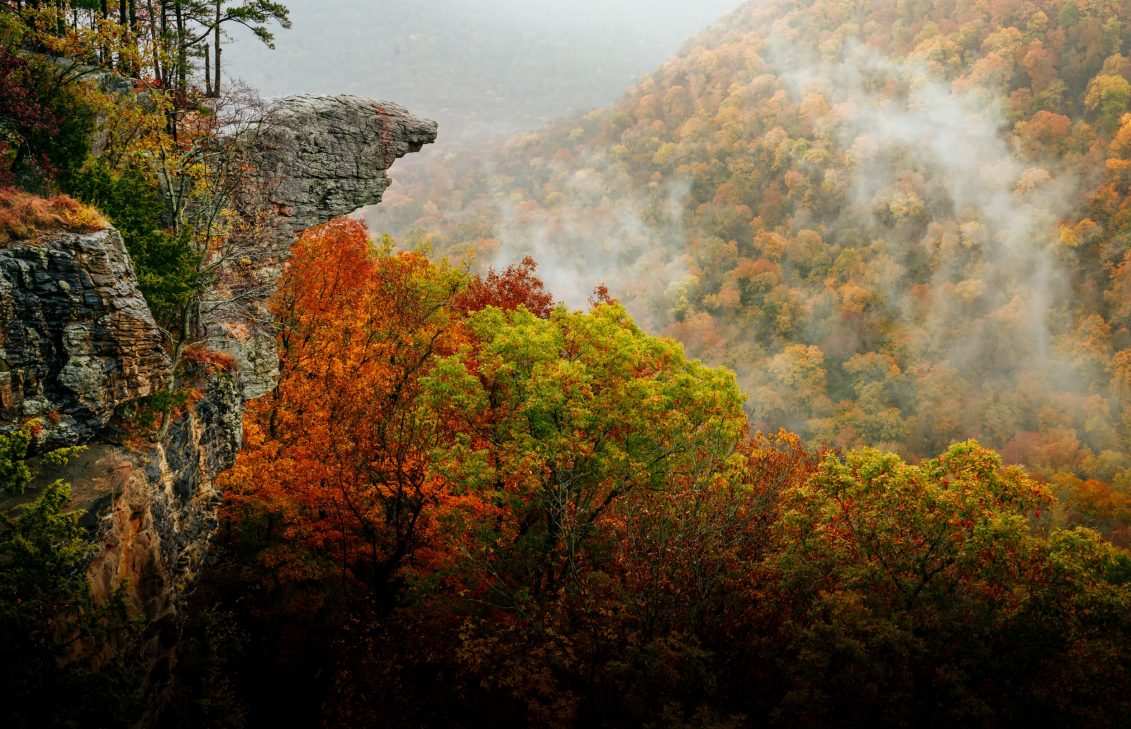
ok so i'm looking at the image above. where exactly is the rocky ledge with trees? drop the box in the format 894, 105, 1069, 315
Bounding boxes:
0, 2, 437, 724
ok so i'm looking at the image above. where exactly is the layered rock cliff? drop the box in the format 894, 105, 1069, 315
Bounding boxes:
65, 365, 241, 622
0, 228, 171, 448
251, 95, 438, 237
1, 95, 436, 640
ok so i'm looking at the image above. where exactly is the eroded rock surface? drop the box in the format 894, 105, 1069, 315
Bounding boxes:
68, 367, 242, 624
0, 228, 171, 446
250, 94, 438, 235
0, 95, 434, 665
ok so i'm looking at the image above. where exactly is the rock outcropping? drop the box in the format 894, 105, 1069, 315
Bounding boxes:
0, 228, 171, 447
65, 366, 241, 621
250, 95, 438, 235
1, 94, 436, 637
3, 95, 436, 632
210, 95, 439, 399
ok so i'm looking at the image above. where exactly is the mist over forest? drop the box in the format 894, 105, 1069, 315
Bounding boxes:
5, 0, 1131, 726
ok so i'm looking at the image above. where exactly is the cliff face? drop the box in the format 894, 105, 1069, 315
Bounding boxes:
65, 366, 241, 622
0, 228, 171, 447
2, 95, 436, 635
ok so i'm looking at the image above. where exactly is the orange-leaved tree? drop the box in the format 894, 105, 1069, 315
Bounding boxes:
221, 218, 466, 600
453, 254, 554, 318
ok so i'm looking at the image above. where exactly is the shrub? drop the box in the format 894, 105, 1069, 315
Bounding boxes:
180, 343, 239, 375
70, 161, 203, 326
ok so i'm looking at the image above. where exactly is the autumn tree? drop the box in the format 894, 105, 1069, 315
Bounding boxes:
1086, 73, 1131, 134
222, 219, 466, 601
418, 299, 749, 723
423, 301, 746, 600
453, 254, 553, 318
770, 441, 1131, 726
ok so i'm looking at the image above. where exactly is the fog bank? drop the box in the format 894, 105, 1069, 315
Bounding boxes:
225, 0, 745, 140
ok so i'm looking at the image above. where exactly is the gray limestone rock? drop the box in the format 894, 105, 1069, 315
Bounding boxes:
0, 94, 435, 664
48, 366, 242, 627
0, 228, 172, 446
249, 94, 438, 235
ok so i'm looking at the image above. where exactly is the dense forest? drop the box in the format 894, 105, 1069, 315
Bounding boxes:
202, 219, 1131, 727
375, 0, 1131, 546
2, 0, 1131, 727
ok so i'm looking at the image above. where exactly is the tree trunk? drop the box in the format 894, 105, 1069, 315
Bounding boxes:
174, 0, 187, 100
213, 0, 222, 97
118, 0, 130, 72
204, 46, 212, 97
127, 0, 138, 74
100, 1, 111, 68
145, 0, 162, 84
161, 0, 170, 86
159, 0, 178, 140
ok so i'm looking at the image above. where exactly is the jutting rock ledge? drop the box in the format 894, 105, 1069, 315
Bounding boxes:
210, 95, 440, 400
251, 95, 438, 236
0, 96, 437, 639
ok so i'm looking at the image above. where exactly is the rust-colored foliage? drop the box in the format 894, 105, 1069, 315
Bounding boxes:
212, 218, 1131, 728
453, 255, 554, 317
1053, 473, 1131, 547
0, 46, 59, 185
0, 187, 106, 244
179, 343, 238, 374
222, 218, 466, 596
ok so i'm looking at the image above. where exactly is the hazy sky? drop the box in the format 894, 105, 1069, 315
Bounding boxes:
225, 0, 746, 140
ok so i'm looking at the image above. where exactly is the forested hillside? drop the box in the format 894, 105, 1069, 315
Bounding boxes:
374, 0, 1131, 543
211, 219, 1131, 727
5, 1, 1131, 727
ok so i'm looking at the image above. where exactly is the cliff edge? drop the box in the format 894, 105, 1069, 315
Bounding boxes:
210, 95, 439, 399
252, 95, 438, 236
1, 95, 436, 638
0, 228, 170, 447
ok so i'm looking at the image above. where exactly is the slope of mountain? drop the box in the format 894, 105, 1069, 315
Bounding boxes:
372, 0, 1131, 514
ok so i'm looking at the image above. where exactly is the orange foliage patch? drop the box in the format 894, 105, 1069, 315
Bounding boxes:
0, 187, 106, 244
453, 255, 554, 317
179, 343, 239, 374
221, 218, 470, 595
